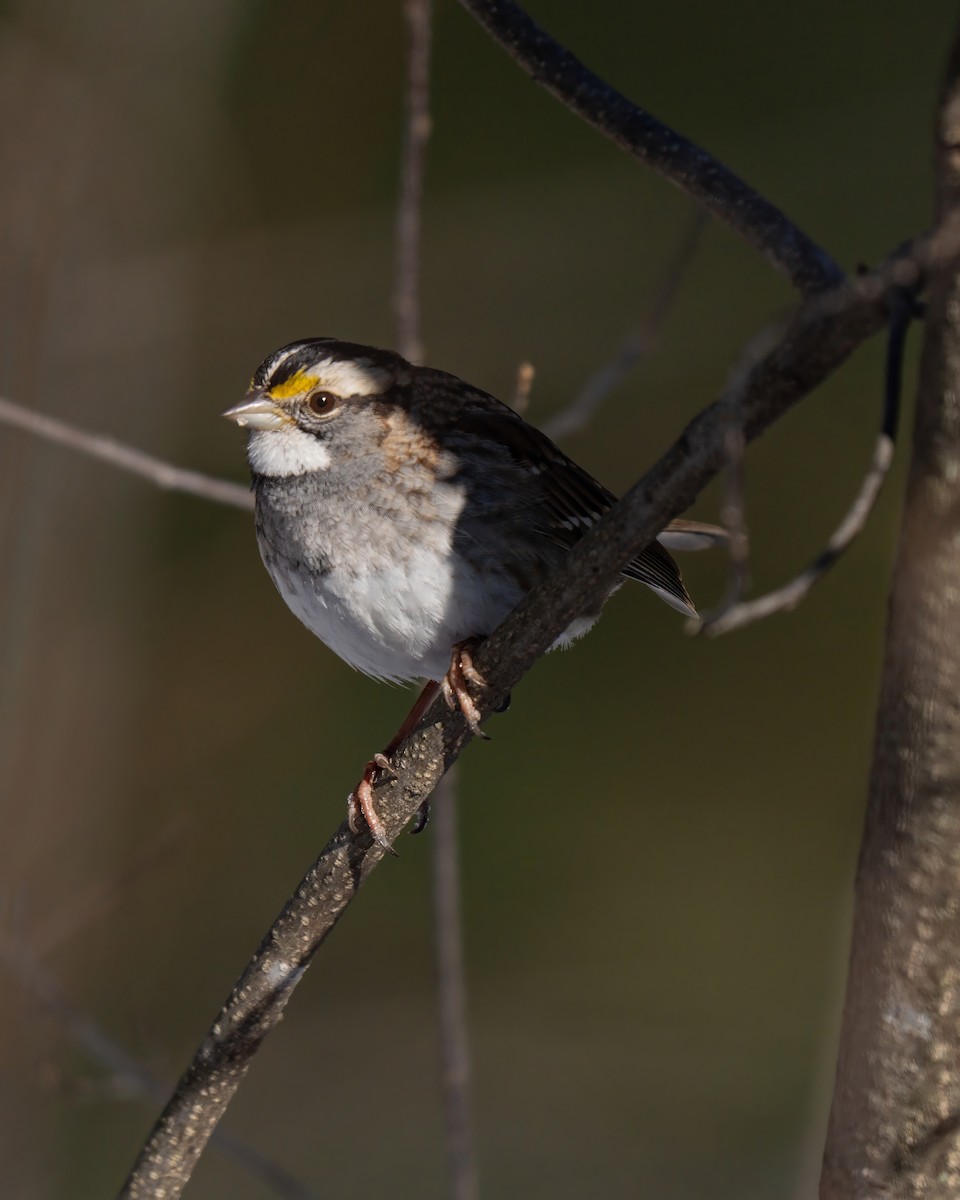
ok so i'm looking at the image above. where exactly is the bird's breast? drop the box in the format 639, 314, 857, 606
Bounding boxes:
252, 470, 522, 680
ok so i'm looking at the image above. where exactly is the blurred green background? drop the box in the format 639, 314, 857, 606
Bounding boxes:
0, 1, 952, 1196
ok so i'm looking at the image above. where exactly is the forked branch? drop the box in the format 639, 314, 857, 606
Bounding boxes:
696, 288, 915, 637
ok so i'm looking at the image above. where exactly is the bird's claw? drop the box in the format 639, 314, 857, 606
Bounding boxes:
440, 638, 490, 739
347, 759, 398, 855
410, 798, 431, 835
347, 641, 489, 848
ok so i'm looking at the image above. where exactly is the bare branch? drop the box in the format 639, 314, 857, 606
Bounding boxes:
704, 421, 751, 618
706, 438, 894, 637
393, 0, 433, 366
430, 769, 479, 1200
392, 9, 479, 1198
688, 318, 796, 629
0, 935, 317, 1200
697, 290, 912, 637
456, 0, 843, 295
116, 226, 941, 1199
542, 209, 706, 441
0, 396, 252, 510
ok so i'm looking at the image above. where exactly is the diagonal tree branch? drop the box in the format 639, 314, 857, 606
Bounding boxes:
115, 225, 950, 1199
456, 0, 843, 295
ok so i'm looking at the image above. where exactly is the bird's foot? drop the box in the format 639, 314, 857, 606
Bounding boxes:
440, 638, 490, 739
347, 753, 399, 855
410, 797, 431, 835
347, 644, 490, 849
346, 679, 444, 851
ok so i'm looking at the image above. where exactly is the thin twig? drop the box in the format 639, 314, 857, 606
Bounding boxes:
456, 0, 843, 296
430, 769, 479, 1200
714, 420, 750, 608
697, 290, 913, 638
542, 209, 707, 441
394, 0, 433, 367
393, 7, 479, 1197
0, 935, 317, 1200
115, 225, 946, 1200
512, 360, 535, 415
0, 396, 253, 510
690, 321, 788, 628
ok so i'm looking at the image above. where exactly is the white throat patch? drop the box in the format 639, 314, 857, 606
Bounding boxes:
247, 427, 332, 477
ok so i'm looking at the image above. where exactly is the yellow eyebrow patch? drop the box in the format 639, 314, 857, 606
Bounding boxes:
267, 369, 317, 401
264, 358, 391, 402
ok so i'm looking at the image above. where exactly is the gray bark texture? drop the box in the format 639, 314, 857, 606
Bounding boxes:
820, 35, 960, 1200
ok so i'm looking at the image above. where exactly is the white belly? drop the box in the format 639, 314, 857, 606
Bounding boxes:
256, 465, 604, 682
264, 529, 531, 683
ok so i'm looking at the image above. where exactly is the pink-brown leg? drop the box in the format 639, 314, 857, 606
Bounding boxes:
347, 757, 395, 851
349, 641, 490, 849
440, 637, 489, 739
414, 640, 489, 835
347, 680, 442, 851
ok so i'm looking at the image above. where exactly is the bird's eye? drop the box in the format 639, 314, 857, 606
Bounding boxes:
306, 391, 339, 416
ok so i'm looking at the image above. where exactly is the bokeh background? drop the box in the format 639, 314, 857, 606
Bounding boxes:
0, 2, 953, 1197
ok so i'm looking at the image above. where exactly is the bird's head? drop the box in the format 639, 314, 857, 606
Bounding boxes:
223, 338, 412, 477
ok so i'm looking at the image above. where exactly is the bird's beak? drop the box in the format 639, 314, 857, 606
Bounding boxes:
223, 394, 288, 431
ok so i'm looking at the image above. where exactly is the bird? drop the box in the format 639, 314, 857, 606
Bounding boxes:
224, 337, 724, 849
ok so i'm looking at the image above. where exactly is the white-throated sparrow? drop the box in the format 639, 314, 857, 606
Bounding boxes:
225, 338, 723, 848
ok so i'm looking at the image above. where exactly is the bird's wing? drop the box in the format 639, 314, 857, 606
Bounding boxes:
452, 398, 697, 615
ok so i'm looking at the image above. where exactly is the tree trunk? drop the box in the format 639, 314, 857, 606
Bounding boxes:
820, 33, 960, 1200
